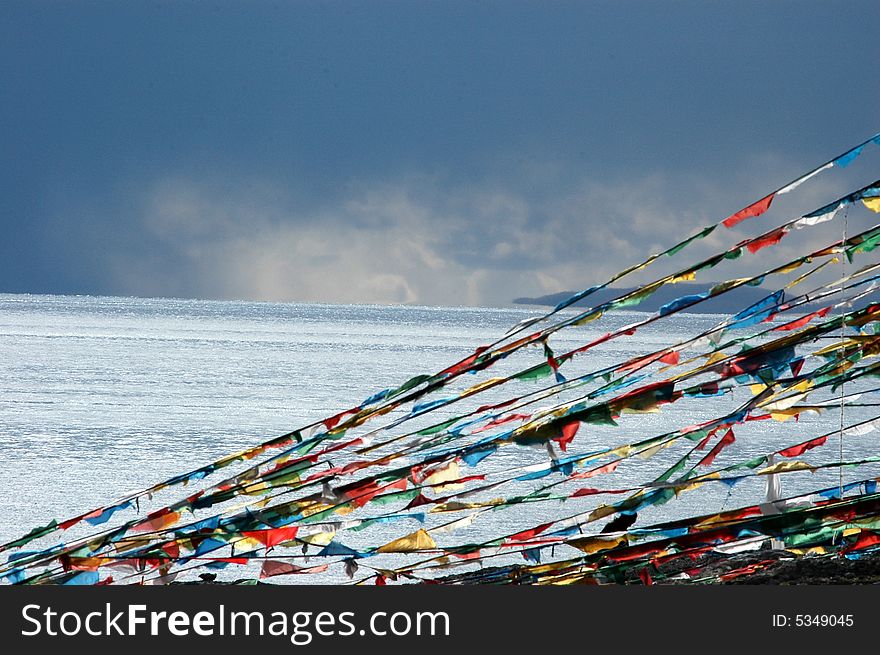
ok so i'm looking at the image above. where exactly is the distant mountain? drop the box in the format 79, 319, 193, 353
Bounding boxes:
513, 282, 820, 314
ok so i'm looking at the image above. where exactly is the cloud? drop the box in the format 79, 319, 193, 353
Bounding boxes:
95, 144, 879, 307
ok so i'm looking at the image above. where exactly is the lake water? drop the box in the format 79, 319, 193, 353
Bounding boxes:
1, 294, 877, 583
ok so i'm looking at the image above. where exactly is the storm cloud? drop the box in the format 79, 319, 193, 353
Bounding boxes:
2, 2, 878, 306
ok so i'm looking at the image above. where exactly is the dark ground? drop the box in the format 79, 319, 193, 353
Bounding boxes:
709, 551, 880, 585
429, 548, 880, 585
621, 549, 880, 584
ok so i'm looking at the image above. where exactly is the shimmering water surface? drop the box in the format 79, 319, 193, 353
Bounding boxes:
1, 294, 876, 583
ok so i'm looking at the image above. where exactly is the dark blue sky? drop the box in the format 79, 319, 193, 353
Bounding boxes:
2, 1, 879, 305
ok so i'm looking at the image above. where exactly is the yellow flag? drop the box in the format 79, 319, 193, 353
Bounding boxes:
67, 556, 111, 570
463, 378, 505, 396
587, 504, 618, 522
763, 391, 808, 411
568, 534, 628, 554
300, 530, 336, 546
574, 310, 603, 326
750, 383, 767, 396
695, 513, 737, 529
863, 197, 880, 213
813, 340, 859, 357
675, 471, 719, 494
424, 460, 461, 487
300, 501, 333, 518
637, 443, 664, 459
758, 460, 814, 475
789, 546, 827, 556
236, 535, 264, 550
242, 481, 271, 496
376, 529, 437, 553
431, 498, 503, 513
608, 444, 635, 458
671, 271, 696, 283
770, 407, 821, 421
775, 260, 804, 275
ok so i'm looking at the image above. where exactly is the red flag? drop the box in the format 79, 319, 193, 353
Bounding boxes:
242, 526, 300, 549
719, 561, 776, 582
342, 480, 382, 506
745, 227, 787, 254
571, 487, 628, 497
696, 381, 718, 396
695, 430, 714, 450
554, 421, 580, 452
659, 350, 680, 365
345, 477, 408, 507
404, 493, 434, 510
59, 515, 86, 530
717, 506, 763, 521
508, 522, 554, 542
844, 531, 880, 553
571, 460, 620, 479
778, 435, 828, 458
323, 407, 360, 431
773, 307, 831, 332
474, 413, 532, 433
571, 487, 601, 497
572, 332, 613, 355
618, 353, 657, 373
440, 346, 489, 377
160, 540, 180, 559
474, 398, 518, 414
722, 193, 775, 228
697, 429, 735, 466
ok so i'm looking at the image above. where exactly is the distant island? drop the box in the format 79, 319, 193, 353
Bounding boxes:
513, 282, 821, 314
